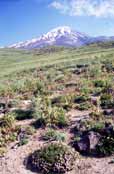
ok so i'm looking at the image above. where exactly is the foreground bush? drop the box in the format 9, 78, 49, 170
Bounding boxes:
27, 143, 78, 174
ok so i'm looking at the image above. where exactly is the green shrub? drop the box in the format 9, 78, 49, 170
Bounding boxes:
18, 137, 29, 146
24, 126, 36, 135
0, 114, 15, 128
42, 129, 66, 142
27, 143, 78, 174
35, 106, 68, 128
51, 107, 68, 128
96, 135, 114, 156
89, 66, 101, 77
94, 80, 105, 88
100, 93, 114, 109
0, 147, 7, 157
0, 137, 5, 147
90, 112, 104, 121
8, 132, 17, 142
77, 102, 91, 111
103, 61, 114, 72
74, 94, 90, 104
34, 116, 47, 128
92, 122, 105, 132
51, 95, 73, 110
93, 87, 102, 96
14, 109, 34, 120
74, 119, 94, 132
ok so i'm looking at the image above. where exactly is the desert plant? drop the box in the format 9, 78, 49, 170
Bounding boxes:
27, 143, 78, 174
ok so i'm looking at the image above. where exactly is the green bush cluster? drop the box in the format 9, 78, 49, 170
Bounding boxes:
100, 93, 114, 109
35, 106, 68, 128
0, 113, 15, 128
28, 143, 78, 174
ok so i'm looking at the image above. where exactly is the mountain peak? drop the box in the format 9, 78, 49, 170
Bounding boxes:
50, 26, 72, 33
8, 26, 114, 49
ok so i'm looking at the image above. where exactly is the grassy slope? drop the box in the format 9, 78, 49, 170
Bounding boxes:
1, 43, 114, 81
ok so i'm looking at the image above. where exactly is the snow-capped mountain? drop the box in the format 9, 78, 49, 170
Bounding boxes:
8, 26, 114, 49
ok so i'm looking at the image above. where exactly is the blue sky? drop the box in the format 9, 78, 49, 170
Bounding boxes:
0, 0, 114, 46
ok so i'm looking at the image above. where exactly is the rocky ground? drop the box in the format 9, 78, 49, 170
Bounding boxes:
1, 109, 114, 174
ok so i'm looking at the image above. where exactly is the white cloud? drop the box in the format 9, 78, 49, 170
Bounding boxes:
49, 0, 114, 18
50, 1, 63, 9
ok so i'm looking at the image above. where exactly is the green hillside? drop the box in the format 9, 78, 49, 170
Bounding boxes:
1, 43, 114, 80
1, 42, 114, 173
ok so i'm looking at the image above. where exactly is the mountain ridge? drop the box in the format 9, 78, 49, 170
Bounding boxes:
8, 26, 114, 49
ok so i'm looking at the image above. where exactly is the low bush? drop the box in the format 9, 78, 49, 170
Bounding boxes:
35, 107, 68, 128
51, 107, 68, 128
34, 116, 47, 128
51, 95, 73, 110
94, 80, 105, 88
0, 113, 15, 128
18, 137, 29, 146
27, 143, 78, 174
74, 94, 90, 104
42, 129, 66, 142
100, 93, 114, 109
92, 122, 105, 132
96, 135, 114, 157
77, 102, 92, 111
0, 147, 7, 157
90, 112, 104, 121
24, 126, 36, 135
14, 109, 34, 120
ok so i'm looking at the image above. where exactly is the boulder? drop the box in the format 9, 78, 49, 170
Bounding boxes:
74, 131, 101, 153
104, 109, 114, 116
87, 131, 101, 150
91, 97, 98, 106
19, 100, 33, 110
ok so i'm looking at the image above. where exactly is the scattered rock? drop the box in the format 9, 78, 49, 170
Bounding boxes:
74, 131, 101, 153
